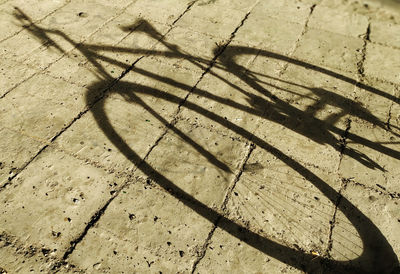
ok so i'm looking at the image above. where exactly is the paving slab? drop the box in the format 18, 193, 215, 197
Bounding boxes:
233, 16, 305, 55
308, 5, 369, 38
0, 73, 95, 140
125, 0, 194, 26
66, 177, 217, 273
293, 28, 365, 74
0, 146, 125, 261
0, 0, 69, 41
175, 4, 250, 38
320, 0, 400, 24
0, 230, 71, 273
352, 77, 398, 123
194, 225, 304, 274
370, 19, 400, 48
329, 182, 400, 273
0, 127, 45, 187
37, 1, 125, 43
0, 57, 38, 98
364, 43, 400, 85
252, 0, 314, 25
339, 116, 400, 193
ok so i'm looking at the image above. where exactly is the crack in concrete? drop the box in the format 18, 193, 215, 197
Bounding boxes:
179, 7, 253, 107
140, 9, 259, 272
322, 21, 398, 269
1, 1, 198, 268
126, 10, 256, 271
326, 116, 352, 262
60, 185, 123, 261
190, 142, 256, 274
295, 3, 316, 45
356, 23, 371, 79
325, 178, 347, 258
338, 118, 352, 166
190, 220, 219, 274
279, 3, 316, 76
220, 143, 256, 213
172, 0, 197, 25
141, 9, 254, 163
323, 175, 400, 268
386, 102, 393, 130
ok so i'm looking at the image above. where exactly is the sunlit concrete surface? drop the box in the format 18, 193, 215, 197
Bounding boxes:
0, 0, 399, 273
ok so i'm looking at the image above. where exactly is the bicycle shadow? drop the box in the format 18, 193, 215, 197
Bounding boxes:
13, 8, 400, 273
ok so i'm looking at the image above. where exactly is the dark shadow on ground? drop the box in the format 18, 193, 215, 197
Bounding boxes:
12, 8, 400, 273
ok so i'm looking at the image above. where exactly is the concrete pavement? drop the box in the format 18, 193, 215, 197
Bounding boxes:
0, 0, 400, 273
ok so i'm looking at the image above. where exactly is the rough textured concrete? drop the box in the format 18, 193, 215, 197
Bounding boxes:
1, 0, 400, 273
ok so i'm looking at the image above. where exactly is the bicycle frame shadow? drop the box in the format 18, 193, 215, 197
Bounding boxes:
13, 8, 400, 273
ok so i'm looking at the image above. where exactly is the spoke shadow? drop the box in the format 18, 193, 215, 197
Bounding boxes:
12, 8, 400, 273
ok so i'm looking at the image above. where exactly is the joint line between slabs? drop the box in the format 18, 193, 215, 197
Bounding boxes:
51, 2, 201, 266
1, 0, 196, 191
325, 178, 348, 257
136, 4, 254, 179
190, 142, 256, 273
